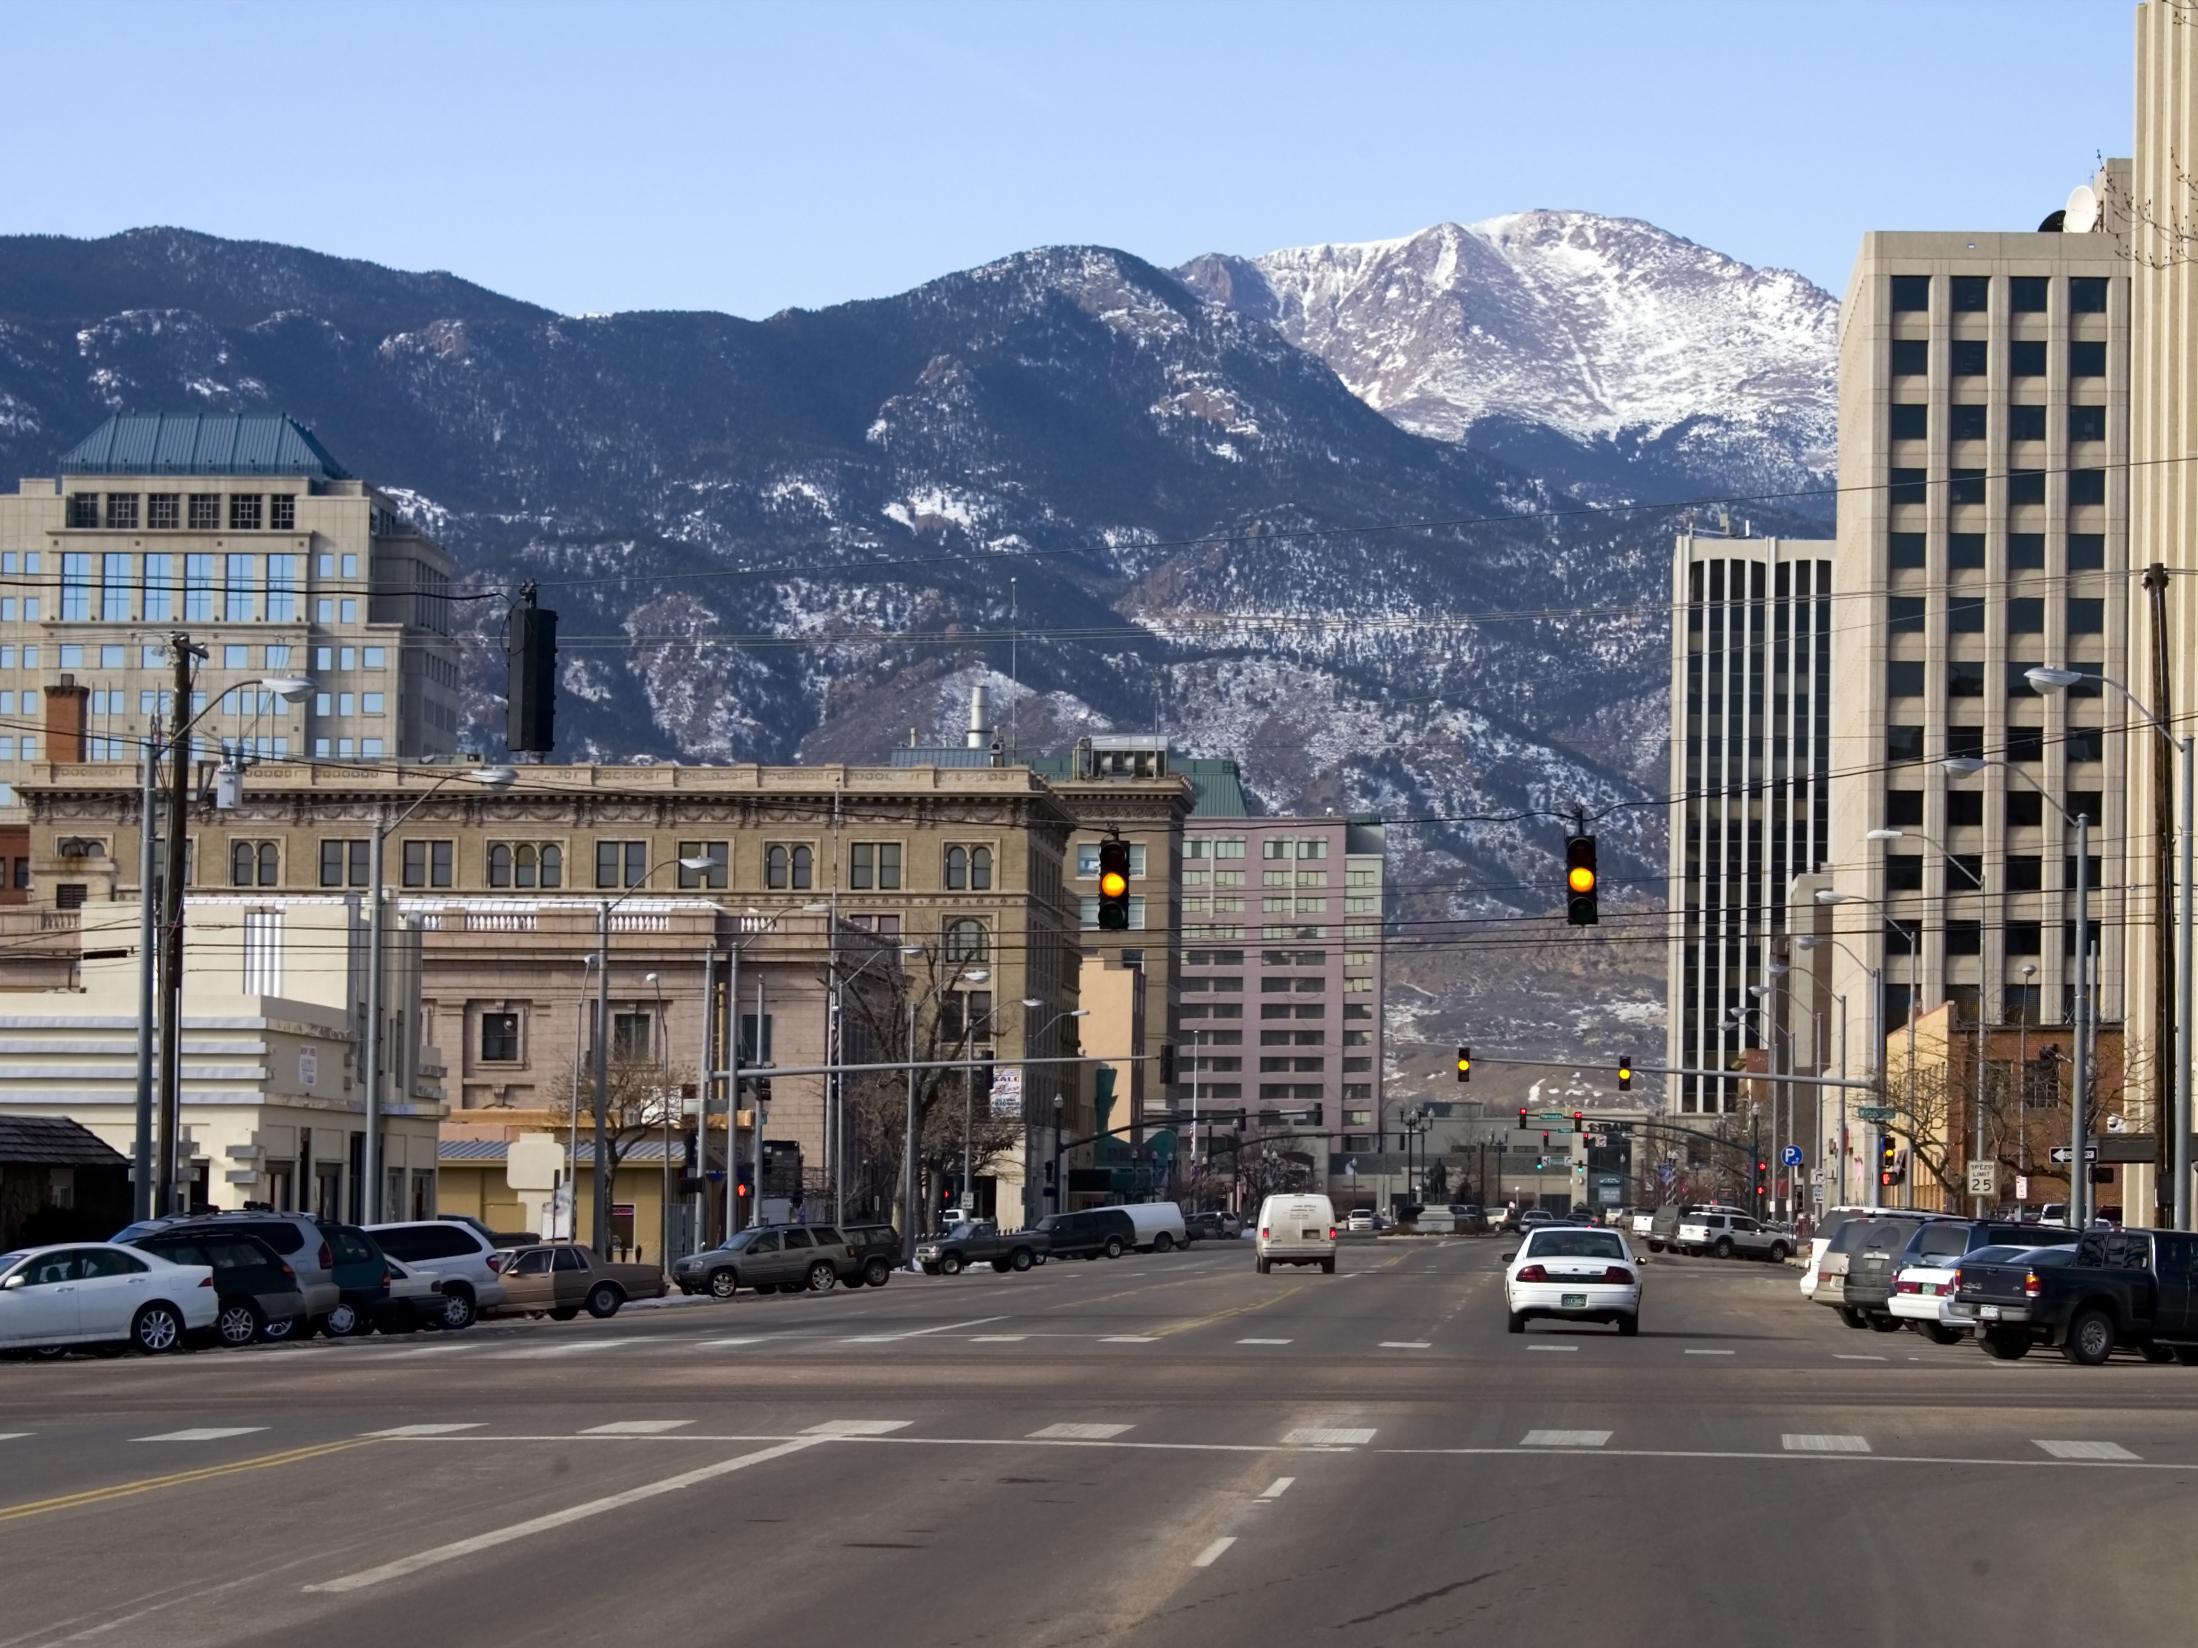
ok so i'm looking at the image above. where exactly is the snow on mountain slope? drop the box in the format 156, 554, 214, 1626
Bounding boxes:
1179, 210, 1837, 503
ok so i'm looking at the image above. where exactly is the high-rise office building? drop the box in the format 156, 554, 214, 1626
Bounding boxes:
0, 412, 461, 812
1824, 209, 2131, 1088
1665, 532, 1842, 1115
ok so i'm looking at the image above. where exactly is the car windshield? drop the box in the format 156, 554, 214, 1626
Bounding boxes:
1526, 1231, 1624, 1259
1955, 1245, 2029, 1266
946, 1223, 988, 1238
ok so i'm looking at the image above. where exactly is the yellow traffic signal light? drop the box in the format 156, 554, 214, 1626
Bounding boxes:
1617, 1056, 1633, 1092
1564, 834, 1599, 925
1097, 839, 1132, 930
1456, 1045, 1472, 1083
1568, 865, 1596, 894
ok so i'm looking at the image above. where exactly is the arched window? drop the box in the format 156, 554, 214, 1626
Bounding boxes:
766, 845, 788, 890
791, 845, 812, 889
487, 843, 513, 888
945, 846, 967, 889
514, 844, 538, 888
256, 843, 277, 885
540, 845, 563, 888
970, 846, 992, 890
944, 918, 987, 964
230, 841, 256, 888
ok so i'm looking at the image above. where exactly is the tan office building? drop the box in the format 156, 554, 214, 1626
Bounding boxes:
0, 412, 460, 815
1824, 213, 2132, 1101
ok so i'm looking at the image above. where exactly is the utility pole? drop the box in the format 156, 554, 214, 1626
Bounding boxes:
2073, 815, 2092, 1229
902, 1000, 919, 1265
131, 733, 157, 1222
2145, 563, 2176, 1223
592, 899, 612, 1253
752, 975, 766, 1223
361, 822, 388, 1224
697, 946, 716, 1247
724, 942, 741, 1235
155, 634, 196, 1216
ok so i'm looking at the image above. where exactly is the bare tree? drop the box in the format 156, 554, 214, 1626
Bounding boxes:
544, 1053, 697, 1182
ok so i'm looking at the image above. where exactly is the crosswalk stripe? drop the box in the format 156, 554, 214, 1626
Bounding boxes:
1783, 1434, 1870, 1453
134, 1428, 267, 1443
802, 1419, 911, 1436
1236, 1338, 1292, 1345
2035, 1439, 2139, 1460
1284, 1426, 1375, 1446
1684, 1349, 1735, 1356
1191, 1536, 1236, 1567
1522, 1430, 1611, 1448
1379, 1341, 1432, 1349
1527, 1345, 1578, 1353
363, 1423, 485, 1438
1028, 1423, 1132, 1440
486, 1340, 644, 1360
582, 1420, 694, 1435
970, 1335, 1028, 1342
1101, 1336, 1158, 1344
1833, 1353, 1887, 1362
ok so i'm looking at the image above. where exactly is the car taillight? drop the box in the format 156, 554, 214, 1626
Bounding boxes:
1894, 1279, 1920, 1294
1517, 1264, 1548, 1282
486, 1253, 506, 1273
1327, 1227, 1337, 1240
2024, 1270, 2042, 1297
1932, 1280, 1957, 1297
318, 1241, 333, 1271
379, 1270, 393, 1293
279, 1262, 296, 1279
1603, 1266, 1634, 1285
198, 1275, 215, 1288
1260, 1227, 1270, 1240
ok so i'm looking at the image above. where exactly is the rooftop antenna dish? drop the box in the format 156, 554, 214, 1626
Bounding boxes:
2064, 183, 2099, 235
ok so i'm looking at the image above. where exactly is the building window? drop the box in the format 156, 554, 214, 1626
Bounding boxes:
2006, 726, 2046, 763
1887, 595, 1925, 636
1949, 339, 1987, 377
2069, 340, 2106, 378
185, 554, 216, 621
1889, 403, 1927, 439
1889, 338, 1927, 376
2068, 597, 2105, 634
2010, 276, 2048, 313
2007, 856, 2044, 891
2009, 404, 2046, 443
1888, 467, 1926, 505
2069, 533, 2106, 571
945, 844, 995, 890
230, 841, 278, 887
1889, 533, 1926, 570
1946, 660, 1985, 698
612, 1012, 653, 1061
270, 495, 296, 531
944, 918, 988, 964
850, 842, 901, 890
2069, 468, 2107, 506
319, 839, 370, 888
1949, 403, 1987, 441
2066, 727, 2104, 764
67, 493, 99, 528
1948, 469, 1985, 506
2070, 405, 2107, 443
1076, 841, 1147, 878
1886, 790, 1925, 827
2010, 533, 2045, 569
678, 841, 728, 890
266, 554, 299, 622
1887, 725, 1925, 765
1887, 660, 1925, 697
146, 493, 178, 530
2009, 340, 2046, 378
2008, 469, 2046, 506
595, 840, 646, 889
1949, 533, 1986, 569
2007, 597, 2044, 634
1950, 274, 1990, 312
1890, 275, 1930, 311
228, 494, 262, 531
1885, 854, 1924, 892
479, 1013, 520, 1063
402, 840, 454, 889
55, 883, 86, 911
2069, 276, 2109, 314
1946, 920, 1982, 957
1947, 597, 1986, 634
105, 493, 138, 529
764, 843, 813, 890
1948, 790, 1984, 826
183, 493, 218, 530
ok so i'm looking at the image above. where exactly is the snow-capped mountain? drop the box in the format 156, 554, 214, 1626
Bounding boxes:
1179, 211, 1837, 506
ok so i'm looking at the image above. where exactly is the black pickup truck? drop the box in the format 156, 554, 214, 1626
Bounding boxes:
914, 1221, 1051, 1275
1949, 1227, 2198, 1365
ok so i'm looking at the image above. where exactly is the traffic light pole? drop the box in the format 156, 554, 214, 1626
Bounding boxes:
1458, 1052, 1880, 1092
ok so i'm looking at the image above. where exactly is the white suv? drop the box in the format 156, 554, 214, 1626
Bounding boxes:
366, 1219, 509, 1328
1676, 1211, 1791, 1262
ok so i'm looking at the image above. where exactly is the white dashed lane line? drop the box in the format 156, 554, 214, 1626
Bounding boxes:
133, 1428, 267, 1443
1522, 1430, 1611, 1448
1783, 1434, 1871, 1453
2036, 1439, 2140, 1460
1191, 1537, 1237, 1567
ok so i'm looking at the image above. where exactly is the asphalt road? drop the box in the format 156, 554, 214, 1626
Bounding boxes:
6, 1236, 2198, 1647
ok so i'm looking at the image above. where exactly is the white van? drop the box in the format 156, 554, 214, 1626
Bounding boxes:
1255, 1193, 1337, 1274
1112, 1202, 1191, 1253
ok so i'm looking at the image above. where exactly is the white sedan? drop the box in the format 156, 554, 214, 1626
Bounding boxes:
0, 1242, 216, 1355
1345, 1210, 1377, 1233
1890, 1242, 2040, 1344
1504, 1226, 1643, 1336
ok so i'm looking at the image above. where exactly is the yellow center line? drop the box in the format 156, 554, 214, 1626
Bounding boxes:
1151, 1277, 1319, 1337
0, 1438, 370, 1524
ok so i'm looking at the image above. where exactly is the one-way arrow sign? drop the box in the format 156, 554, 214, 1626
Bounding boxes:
2048, 1145, 2099, 1164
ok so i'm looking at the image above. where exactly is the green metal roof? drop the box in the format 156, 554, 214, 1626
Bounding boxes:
59, 413, 351, 478
1178, 757, 1248, 817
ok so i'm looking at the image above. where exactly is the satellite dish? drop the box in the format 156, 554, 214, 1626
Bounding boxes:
2037, 209, 2067, 234
2064, 184, 2099, 235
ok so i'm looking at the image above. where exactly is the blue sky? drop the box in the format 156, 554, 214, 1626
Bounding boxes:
4, 0, 2133, 317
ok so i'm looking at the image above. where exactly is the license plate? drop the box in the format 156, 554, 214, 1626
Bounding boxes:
1561, 1293, 1587, 1308
1301, 1228, 1321, 1239
1979, 1305, 2001, 1321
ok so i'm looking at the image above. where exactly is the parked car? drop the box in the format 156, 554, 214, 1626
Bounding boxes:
1452, 1205, 1491, 1236
112, 1210, 341, 1327
835, 1224, 902, 1286
1647, 1202, 1748, 1254
317, 1224, 404, 1338
1822, 1216, 1937, 1331
1675, 1211, 1792, 1263
1884, 1220, 2079, 1343
1503, 1225, 1642, 1336
916, 1221, 1049, 1275
672, 1226, 853, 1297
0, 1242, 216, 1355
499, 1243, 668, 1318
369, 1259, 450, 1334
125, 1229, 306, 1347
1108, 1203, 1190, 1253
1345, 1209, 1378, 1233
1800, 1205, 1958, 1299
1950, 1226, 2198, 1364
1032, 1207, 1136, 1260
368, 1218, 510, 1328
1256, 1193, 1337, 1274
1188, 1210, 1241, 1241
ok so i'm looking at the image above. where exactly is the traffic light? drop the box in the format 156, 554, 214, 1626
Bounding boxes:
1097, 838, 1132, 931
1617, 1055, 1633, 1092
1541, 1131, 1550, 1149
1518, 1106, 1529, 1129
1456, 1045, 1472, 1083
505, 588, 559, 755
1564, 834, 1599, 926
1756, 1160, 1769, 1201
735, 1163, 753, 1202
1572, 1110, 1584, 1135
1159, 1043, 1177, 1086
1879, 1133, 1903, 1186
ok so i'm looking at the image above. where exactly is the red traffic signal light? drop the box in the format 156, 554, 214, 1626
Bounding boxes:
1564, 834, 1599, 926
1541, 1131, 1550, 1148
1572, 1110, 1584, 1134
1518, 1106, 1529, 1129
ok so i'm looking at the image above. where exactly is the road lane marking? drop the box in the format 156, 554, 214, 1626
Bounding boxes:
1102, 1335, 1158, 1343
1684, 1349, 1735, 1356
802, 1419, 912, 1436
0, 1433, 27, 1441
971, 1335, 1028, 1342
367, 1344, 475, 1360
485, 1340, 648, 1361
363, 1423, 486, 1438
134, 1428, 268, 1443
1259, 1476, 1294, 1499
1283, 1427, 1374, 1446
2035, 1439, 2139, 1460
1376, 1443, 2186, 1471
1379, 1340, 1433, 1349
841, 1316, 1008, 1344
1029, 1423, 1131, 1440
1833, 1354, 1887, 1362
305, 1437, 824, 1594
1523, 1430, 1611, 1448
1526, 1345, 1578, 1353
0, 1439, 367, 1525
583, 1420, 694, 1435
1191, 1536, 1236, 1567
1236, 1338, 1292, 1345
698, 1337, 766, 1348
1783, 1434, 1871, 1454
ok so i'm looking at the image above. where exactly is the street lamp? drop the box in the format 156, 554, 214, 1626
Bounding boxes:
1797, 934, 1880, 1206
590, 855, 715, 1252
1029, 1006, 1089, 1224
1817, 889, 1922, 1209
1944, 755, 2095, 1225
2024, 665, 2192, 1229
361, 763, 517, 1222
143, 660, 318, 1218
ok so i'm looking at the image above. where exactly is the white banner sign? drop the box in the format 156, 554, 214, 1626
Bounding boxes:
989, 1066, 1024, 1119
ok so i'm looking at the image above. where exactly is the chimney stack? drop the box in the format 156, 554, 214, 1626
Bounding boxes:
43, 676, 89, 763
967, 683, 991, 750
